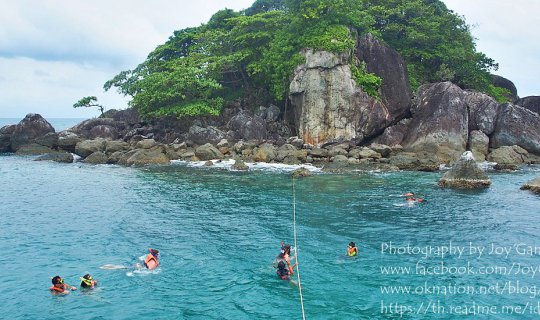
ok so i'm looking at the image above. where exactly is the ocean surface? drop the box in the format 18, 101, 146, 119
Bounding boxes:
0, 119, 540, 319
1, 119, 540, 319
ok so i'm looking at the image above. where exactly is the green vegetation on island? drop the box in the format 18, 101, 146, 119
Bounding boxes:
104, 0, 507, 118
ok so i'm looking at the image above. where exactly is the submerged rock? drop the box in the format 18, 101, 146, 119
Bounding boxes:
521, 177, 540, 195
231, 159, 249, 171
292, 167, 312, 178
438, 151, 491, 188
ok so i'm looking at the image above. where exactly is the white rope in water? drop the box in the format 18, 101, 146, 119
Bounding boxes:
292, 177, 306, 320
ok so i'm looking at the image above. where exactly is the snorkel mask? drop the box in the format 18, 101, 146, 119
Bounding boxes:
80, 274, 93, 286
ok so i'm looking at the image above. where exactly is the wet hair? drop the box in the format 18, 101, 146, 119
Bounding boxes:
278, 244, 291, 258
150, 248, 160, 256
277, 261, 286, 269
51, 276, 62, 285
349, 242, 356, 247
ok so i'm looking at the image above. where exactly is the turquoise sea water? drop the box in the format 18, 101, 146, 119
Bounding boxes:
0, 118, 85, 131
1, 150, 540, 319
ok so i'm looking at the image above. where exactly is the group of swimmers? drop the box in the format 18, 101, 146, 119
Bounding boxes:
274, 242, 359, 282
49, 248, 160, 295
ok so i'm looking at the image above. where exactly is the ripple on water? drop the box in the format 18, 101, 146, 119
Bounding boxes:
0, 155, 539, 318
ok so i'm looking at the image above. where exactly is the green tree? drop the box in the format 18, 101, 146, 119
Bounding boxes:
104, 0, 502, 119
73, 96, 104, 115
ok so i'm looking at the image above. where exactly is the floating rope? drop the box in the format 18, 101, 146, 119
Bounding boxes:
292, 176, 306, 320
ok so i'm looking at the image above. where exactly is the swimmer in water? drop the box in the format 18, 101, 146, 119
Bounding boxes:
50, 276, 77, 294
144, 248, 160, 270
80, 274, 98, 289
347, 242, 359, 256
276, 244, 297, 275
276, 261, 290, 280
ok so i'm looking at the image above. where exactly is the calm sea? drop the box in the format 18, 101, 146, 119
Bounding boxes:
0, 152, 539, 319
0, 118, 85, 131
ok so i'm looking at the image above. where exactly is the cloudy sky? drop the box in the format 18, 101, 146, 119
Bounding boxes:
0, 0, 538, 119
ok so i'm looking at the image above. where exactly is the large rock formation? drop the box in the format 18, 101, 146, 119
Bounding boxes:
463, 91, 500, 135
10, 113, 55, 151
491, 104, 540, 155
438, 151, 491, 188
289, 50, 364, 145
401, 82, 468, 163
356, 33, 412, 123
516, 96, 540, 115
289, 34, 412, 146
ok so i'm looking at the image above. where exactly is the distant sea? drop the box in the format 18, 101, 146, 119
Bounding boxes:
0, 118, 86, 131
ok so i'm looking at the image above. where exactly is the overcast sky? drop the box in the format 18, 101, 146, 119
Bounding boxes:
0, 0, 538, 119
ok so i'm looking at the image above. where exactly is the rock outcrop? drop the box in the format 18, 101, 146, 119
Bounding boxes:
491, 104, 540, 155
521, 177, 540, 195
10, 113, 55, 151
290, 34, 412, 146
438, 151, 491, 188
516, 96, 540, 115
401, 82, 468, 163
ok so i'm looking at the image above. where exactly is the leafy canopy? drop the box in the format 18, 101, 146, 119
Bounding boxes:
105, 0, 502, 118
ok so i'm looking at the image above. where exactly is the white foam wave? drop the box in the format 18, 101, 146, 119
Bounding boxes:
171, 159, 322, 173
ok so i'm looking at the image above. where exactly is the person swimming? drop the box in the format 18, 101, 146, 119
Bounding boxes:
404, 192, 425, 203
50, 276, 77, 294
347, 242, 359, 256
80, 274, 98, 289
276, 261, 290, 280
275, 243, 297, 275
144, 248, 160, 270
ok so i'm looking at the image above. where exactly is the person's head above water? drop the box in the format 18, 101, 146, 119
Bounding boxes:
149, 248, 160, 258
349, 242, 356, 248
277, 260, 286, 270
51, 276, 63, 285
278, 244, 291, 258
80, 274, 95, 288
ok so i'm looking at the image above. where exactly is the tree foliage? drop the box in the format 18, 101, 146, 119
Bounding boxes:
105, 0, 502, 118
73, 96, 105, 115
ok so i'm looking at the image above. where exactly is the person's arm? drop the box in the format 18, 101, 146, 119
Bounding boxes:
66, 283, 77, 291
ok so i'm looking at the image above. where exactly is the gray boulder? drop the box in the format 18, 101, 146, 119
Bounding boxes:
118, 149, 170, 166
187, 125, 226, 145
491, 104, 540, 155
10, 113, 55, 151
57, 131, 82, 153
34, 152, 74, 163
232, 159, 249, 171
228, 111, 267, 141
521, 177, 540, 195
516, 96, 540, 115
105, 140, 129, 154
388, 152, 440, 171
0, 124, 16, 152
356, 33, 412, 122
75, 139, 107, 158
464, 91, 500, 135
439, 151, 491, 188
83, 151, 109, 164
195, 143, 224, 161
488, 145, 527, 170
35, 132, 59, 149
15, 143, 55, 155
70, 118, 122, 139
252, 143, 277, 162
292, 167, 312, 178
401, 82, 468, 163
468, 130, 489, 162
135, 139, 158, 149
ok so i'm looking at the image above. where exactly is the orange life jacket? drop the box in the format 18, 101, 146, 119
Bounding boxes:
50, 284, 66, 293
144, 253, 159, 270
